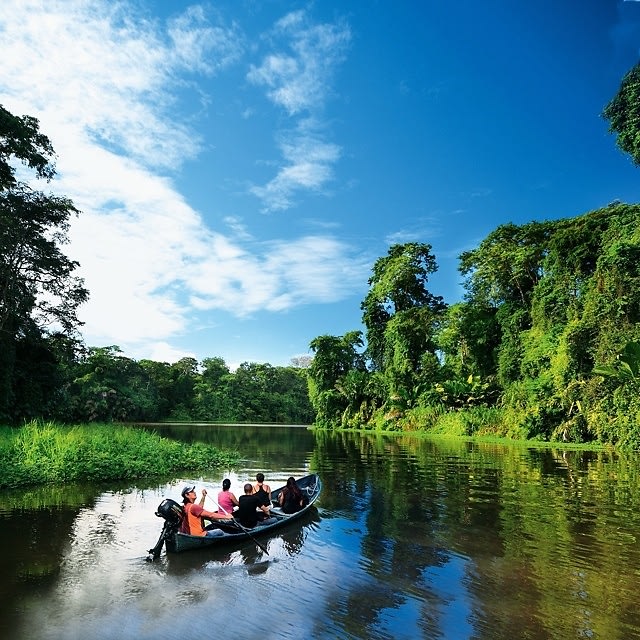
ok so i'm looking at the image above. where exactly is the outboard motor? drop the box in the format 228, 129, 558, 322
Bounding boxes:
155, 498, 184, 526
147, 499, 184, 560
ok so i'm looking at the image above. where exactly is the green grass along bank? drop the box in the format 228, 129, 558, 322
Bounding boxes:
0, 421, 240, 489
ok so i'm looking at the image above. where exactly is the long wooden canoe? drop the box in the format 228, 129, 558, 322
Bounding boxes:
162, 473, 321, 554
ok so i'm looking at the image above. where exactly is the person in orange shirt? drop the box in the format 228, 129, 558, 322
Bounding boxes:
179, 486, 232, 536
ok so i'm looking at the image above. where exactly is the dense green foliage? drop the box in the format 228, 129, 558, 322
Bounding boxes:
3, 339, 314, 425
0, 420, 241, 488
602, 61, 640, 166
307, 206, 640, 447
58, 346, 314, 424
304, 64, 640, 446
0, 105, 89, 423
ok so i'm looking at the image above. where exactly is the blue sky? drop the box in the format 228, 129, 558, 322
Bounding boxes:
2, 1, 640, 369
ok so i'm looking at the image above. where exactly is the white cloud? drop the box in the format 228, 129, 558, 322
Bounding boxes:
0, 0, 361, 361
247, 10, 351, 212
251, 122, 342, 211
168, 6, 244, 74
142, 342, 197, 365
264, 236, 369, 304
184, 234, 369, 315
0, 1, 213, 170
248, 11, 350, 115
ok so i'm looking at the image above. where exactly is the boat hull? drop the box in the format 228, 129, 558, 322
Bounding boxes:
164, 473, 321, 553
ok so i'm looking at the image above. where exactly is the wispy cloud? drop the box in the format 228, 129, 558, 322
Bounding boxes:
247, 10, 351, 211
168, 6, 245, 75
0, 1, 361, 361
186, 235, 369, 315
248, 10, 350, 115
385, 215, 442, 246
0, 1, 239, 170
250, 120, 342, 210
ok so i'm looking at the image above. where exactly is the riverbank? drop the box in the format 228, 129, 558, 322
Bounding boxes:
0, 420, 240, 489
337, 403, 624, 449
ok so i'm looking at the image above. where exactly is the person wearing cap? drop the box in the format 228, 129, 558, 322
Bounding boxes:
179, 485, 232, 537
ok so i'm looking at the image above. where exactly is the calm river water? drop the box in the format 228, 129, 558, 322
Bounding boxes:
1, 425, 640, 640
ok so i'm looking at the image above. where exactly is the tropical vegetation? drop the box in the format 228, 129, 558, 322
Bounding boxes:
307, 206, 640, 447
301, 65, 640, 447
0, 420, 240, 489
2, 60, 640, 448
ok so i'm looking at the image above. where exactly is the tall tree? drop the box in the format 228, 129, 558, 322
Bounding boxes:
602, 62, 640, 166
0, 105, 88, 421
307, 332, 366, 427
0, 105, 55, 189
437, 301, 500, 380
361, 243, 446, 406
459, 221, 550, 388
459, 221, 550, 308
192, 356, 233, 420
166, 357, 199, 419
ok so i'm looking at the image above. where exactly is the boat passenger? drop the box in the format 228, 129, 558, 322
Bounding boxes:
251, 473, 272, 507
237, 483, 277, 528
180, 486, 231, 537
217, 478, 239, 516
278, 477, 308, 514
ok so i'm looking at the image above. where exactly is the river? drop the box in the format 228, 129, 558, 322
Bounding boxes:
1, 425, 639, 640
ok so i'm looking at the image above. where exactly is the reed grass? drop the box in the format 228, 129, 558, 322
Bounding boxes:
0, 420, 240, 489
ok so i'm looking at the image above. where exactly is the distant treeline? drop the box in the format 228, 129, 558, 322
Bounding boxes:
9, 347, 315, 425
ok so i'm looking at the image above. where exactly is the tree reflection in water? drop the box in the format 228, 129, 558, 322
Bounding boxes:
3, 426, 640, 640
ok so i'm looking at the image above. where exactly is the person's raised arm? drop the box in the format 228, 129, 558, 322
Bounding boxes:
201, 507, 232, 520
